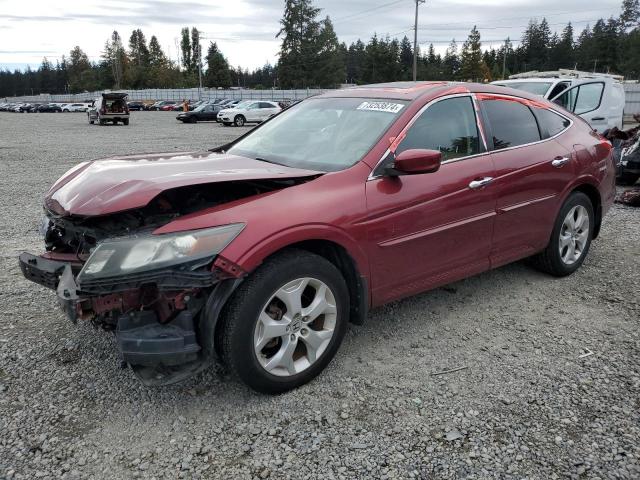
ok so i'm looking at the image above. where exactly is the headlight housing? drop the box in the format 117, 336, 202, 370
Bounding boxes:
77, 223, 244, 282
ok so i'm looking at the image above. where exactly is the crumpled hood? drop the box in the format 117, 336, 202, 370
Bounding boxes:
46, 151, 322, 217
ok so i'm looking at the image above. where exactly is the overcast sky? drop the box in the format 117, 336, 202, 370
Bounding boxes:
0, 0, 622, 71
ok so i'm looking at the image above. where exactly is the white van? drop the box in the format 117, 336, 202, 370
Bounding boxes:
492, 77, 625, 131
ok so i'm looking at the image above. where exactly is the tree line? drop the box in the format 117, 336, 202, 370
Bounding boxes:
1, 0, 638, 97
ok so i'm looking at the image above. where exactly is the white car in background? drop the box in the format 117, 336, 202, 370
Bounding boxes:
492, 75, 625, 131
62, 103, 91, 112
217, 100, 281, 127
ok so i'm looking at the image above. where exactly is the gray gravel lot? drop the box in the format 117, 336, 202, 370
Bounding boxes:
0, 111, 639, 480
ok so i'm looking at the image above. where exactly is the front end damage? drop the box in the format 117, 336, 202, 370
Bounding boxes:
18, 178, 310, 385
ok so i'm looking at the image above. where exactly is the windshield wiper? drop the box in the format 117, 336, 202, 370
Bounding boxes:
255, 157, 284, 166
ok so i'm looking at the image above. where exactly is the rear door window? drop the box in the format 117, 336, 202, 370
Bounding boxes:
481, 98, 541, 150
396, 96, 481, 161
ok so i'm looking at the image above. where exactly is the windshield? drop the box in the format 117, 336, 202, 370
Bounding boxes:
194, 104, 208, 112
231, 100, 251, 109
499, 82, 553, 96
227, 97, 407, 172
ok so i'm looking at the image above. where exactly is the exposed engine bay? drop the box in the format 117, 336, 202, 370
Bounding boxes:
21, 176, 314, 384
43, 178, 302, 257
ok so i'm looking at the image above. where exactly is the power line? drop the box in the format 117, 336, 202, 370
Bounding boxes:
419, 17, 602, 31
332, 0, 409, 24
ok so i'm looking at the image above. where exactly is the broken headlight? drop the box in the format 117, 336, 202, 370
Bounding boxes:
77, 223, 244, 282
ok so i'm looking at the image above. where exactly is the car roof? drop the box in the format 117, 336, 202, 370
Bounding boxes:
315, 81, 556, 105
494, 79, 559, 84
102, 92, 128, 99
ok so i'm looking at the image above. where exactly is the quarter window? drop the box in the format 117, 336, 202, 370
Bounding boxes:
482, 99, 541, 150
396, 96, 481, 161
535, 108, 570, 138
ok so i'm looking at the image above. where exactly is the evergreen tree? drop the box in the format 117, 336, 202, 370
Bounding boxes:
204, 42, 232, 88
460, 27, 484, 81
443, 39, 460, 79
277, 0, 321, 87
68, 46, 92, 92
620, 0, 640, 29
313, 17, 345, 87
399, 36, 413, 80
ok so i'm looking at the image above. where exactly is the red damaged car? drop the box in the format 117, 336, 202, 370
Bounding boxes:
20, 82, 615, 393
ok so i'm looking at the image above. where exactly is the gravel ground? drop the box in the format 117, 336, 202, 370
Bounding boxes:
0, 111, 639, 480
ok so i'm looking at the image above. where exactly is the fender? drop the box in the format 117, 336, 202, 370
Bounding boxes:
227, 223, 370, 283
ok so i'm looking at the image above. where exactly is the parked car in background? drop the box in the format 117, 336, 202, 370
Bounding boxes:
160, 101, 178, 111
492, 72, 625, 131
127, 101, 145, 111
37, 104, 62, 113
88, 92, 130, 125
62, 103, 91, 112
218, 100, 282, 126
149, 100, 175, 111
17, 82, 615, 393
176, 103, 219, 123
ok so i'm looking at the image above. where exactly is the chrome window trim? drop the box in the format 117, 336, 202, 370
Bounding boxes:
367, 92, 575, 181
368, 93, 487, 180
478, 93, 574, 154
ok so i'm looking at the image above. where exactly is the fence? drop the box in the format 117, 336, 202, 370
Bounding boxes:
3, 84, 640, 117
624, 83, 640, 117
1, 88, 332, 104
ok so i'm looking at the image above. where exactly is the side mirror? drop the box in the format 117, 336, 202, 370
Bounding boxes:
386, 149, 442, 176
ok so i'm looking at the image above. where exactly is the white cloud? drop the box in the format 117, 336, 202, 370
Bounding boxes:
0, 0, 622, 70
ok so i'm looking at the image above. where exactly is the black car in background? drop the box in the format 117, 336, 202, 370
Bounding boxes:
127, 101, 145, 111
37, 104, 62, 112
175, 103, 220, 123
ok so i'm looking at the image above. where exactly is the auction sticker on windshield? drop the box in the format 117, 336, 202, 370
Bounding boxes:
357, 101, 404, 114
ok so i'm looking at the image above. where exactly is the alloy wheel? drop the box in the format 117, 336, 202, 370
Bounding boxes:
253, 277, 337, 377
559, 205, 589, 265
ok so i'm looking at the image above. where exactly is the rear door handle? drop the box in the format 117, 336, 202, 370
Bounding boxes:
468, 177, 494, 190
591, 117, 605, 121
551, 157, 570, 168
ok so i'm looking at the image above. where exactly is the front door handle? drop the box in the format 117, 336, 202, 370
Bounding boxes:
468, 177, 494, 190
551, 157, 570, 168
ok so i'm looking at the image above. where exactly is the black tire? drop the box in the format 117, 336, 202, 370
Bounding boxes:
218, 249, 349, 394
99, 118, 106, 126
190, 117, 198, 124
530, 191, 594, 277
112, 119, 118, 125
234, 115, 245, 127
123, 119, 129, 125
222, 122, 231, 127
89, 120, 94, 124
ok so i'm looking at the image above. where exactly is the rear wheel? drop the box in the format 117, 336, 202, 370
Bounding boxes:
218, 250, 349, 394
123, 119, 129, 125
234, 115, 245, 127
531, 192, 594, 277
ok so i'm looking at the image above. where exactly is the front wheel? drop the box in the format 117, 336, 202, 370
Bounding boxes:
218, 250, 349, 394
531, 192, 594, 277
234, 115, 245, 127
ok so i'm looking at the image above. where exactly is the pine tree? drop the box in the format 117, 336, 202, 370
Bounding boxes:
314, 17, 345, 87
68, 46, 92, 92
399, 36, 413, 80
620, 0, 640, 29
460, 27, 484, 81
204, 42, 232, 88
443, 39, 460, 79
277, 0, 321, 87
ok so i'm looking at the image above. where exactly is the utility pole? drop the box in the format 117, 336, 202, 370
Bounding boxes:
502, 40, 507, 80
413, 0, 425, 81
